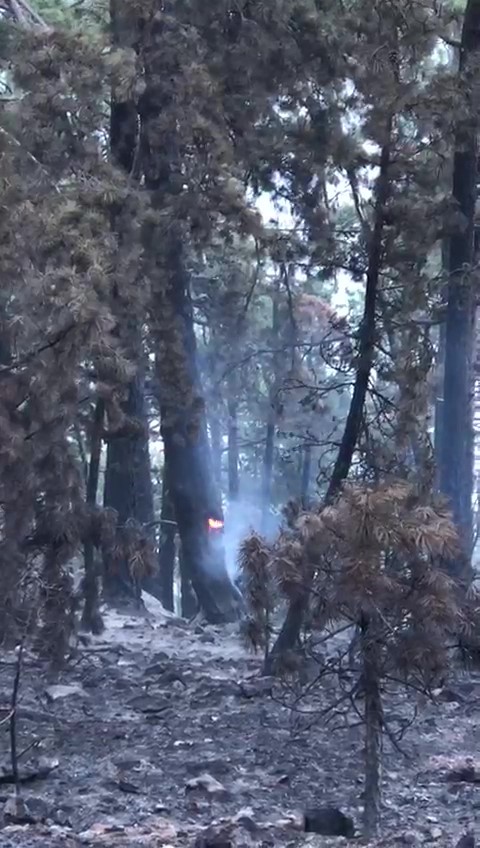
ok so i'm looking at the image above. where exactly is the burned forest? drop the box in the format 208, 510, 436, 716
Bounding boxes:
1, 0, 480, 846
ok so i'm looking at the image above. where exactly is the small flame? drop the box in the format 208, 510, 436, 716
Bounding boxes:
207, 517, 224, 531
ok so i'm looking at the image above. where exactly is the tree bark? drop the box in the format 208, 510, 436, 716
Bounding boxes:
261, 281, 280, 532
438, 0, 480, 573
227, 373, 240, 501
150, 243, 240, 623
265, 127, 392, 672
138, 13, 241, 624
143, 460, 176, 610
103, 366, 154, 605
180, 545, 199, 618
300, 443, 312, 507
103, 0, 155, 607
81, 398, 105, 633
209, 409, 223, 487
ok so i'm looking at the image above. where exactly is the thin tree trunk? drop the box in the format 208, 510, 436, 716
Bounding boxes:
261, 281, 280, 532
265, 127, 392, 673
434, 241, 449, 485
361, 614, 383, 839
143, 461, 176, 610
300, 443, 312, 507
439, 0, 480, 574
227, 374, 240, 501
81, 398, 105, 634
261, 421, 275, 527
180, 545, 198, 619
209, 410, 222, 487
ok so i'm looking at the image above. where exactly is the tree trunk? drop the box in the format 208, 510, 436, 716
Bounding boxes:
139, 15, 241, 624
227, 373, 240, 501
180, 545, 199, 619
438, 0, 480, 574
103, 366, 155, 605
300, 443, 312, 507
261, 282, 280, 532
261, 421, 275, 528
143, 461, 176, 610
209, 409, 223, 487
266, 127, 392, 673
81, 398, 105, 634
361, 614, 383, 839
150, 246, 240, 623
103, 0, 155, 607
434, 242, 449, 484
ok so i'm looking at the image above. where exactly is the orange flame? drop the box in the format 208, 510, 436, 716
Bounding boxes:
207, 517, 224, 531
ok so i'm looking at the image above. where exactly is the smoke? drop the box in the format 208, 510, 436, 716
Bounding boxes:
222, 497, 282, 581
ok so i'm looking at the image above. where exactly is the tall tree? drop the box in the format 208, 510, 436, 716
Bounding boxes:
102, 0, 155, 606
438, 0, 480, 574
138, 5, 242, 623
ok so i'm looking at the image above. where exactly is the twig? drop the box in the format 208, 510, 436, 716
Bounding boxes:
17, 738, 42, 761
10, 639, 24, 797
0, 322, 79, 378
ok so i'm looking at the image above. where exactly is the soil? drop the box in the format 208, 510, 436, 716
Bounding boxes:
0, 594, 478, 847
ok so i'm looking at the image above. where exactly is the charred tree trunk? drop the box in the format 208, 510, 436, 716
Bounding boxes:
180, 545, 199, 618
139, 16, 241, 624
434, 242, 449, 485
265, 128, 392, 673
438, 0, 480, 575
81, 399, 105, 634
103, 0, 155, 607
227, 374, 240, 501
209, 408, 223, 487
149, 240, 239, 623
143, 461, 176, 610
103, 366, 154, 605
261, 282, 280, 532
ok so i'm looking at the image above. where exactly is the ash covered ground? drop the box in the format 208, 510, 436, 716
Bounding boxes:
0, 595, 478, 847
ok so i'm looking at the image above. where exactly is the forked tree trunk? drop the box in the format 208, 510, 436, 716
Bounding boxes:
438, 0, 480, 575
265, 126, 393, 673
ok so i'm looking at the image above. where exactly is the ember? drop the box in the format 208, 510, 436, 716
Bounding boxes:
207, 517, 224, 531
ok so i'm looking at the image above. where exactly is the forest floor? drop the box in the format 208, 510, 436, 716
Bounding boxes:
0, 595, 479, 848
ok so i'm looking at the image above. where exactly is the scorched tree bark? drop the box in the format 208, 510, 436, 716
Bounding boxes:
138, 11, 241, 623
438, 0, 480, 576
